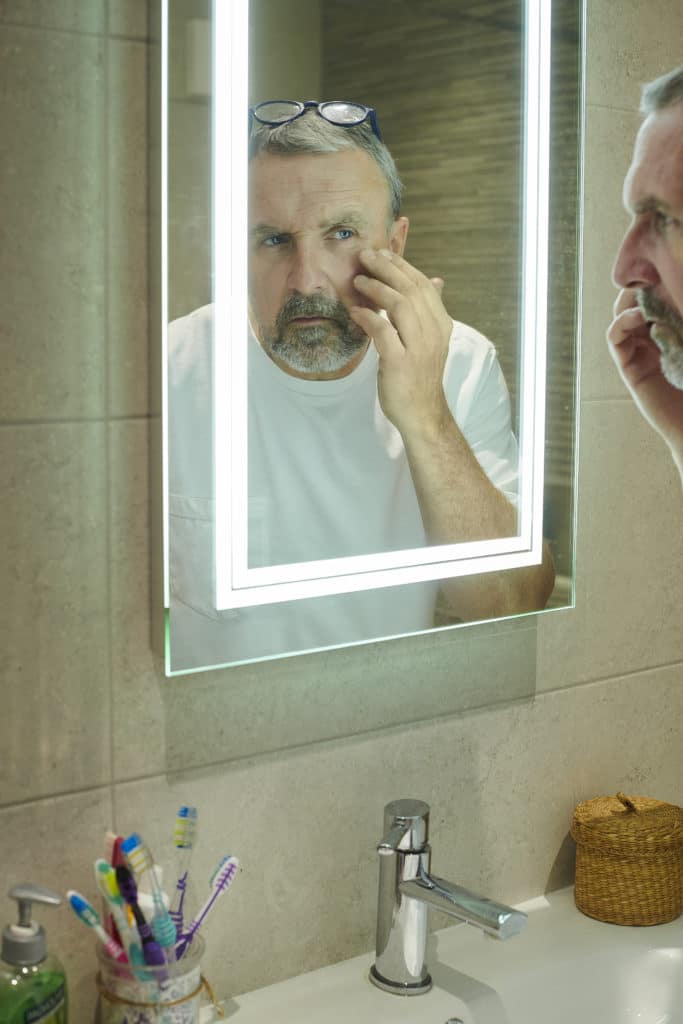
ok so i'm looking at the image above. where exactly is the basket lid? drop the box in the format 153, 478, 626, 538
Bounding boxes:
570, 792, 683, 855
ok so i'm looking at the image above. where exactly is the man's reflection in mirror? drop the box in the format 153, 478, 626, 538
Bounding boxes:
168, 101, 554, 669
608, 65, 683, 486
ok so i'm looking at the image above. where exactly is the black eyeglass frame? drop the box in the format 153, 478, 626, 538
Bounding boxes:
249, 99, 383, 142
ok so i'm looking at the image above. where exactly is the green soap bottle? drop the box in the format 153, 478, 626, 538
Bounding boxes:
0, 885, 67, 1024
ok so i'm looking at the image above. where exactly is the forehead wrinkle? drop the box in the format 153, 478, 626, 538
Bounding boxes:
250, 203, 374, 239
250, 152, 391, 230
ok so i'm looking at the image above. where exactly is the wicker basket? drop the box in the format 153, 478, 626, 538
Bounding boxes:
570, 792, 683, 926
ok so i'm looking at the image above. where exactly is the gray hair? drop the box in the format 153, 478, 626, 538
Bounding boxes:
640, 64, 683, 115
249, 109, 403, 221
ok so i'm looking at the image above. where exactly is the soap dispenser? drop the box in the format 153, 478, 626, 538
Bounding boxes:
0, 884, 67, 1024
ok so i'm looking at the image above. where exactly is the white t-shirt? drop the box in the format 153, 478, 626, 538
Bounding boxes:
168, 304, 518, 669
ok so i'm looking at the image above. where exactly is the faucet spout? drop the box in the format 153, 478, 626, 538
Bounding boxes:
370, 799, 527, 997
400, 866, 527, 939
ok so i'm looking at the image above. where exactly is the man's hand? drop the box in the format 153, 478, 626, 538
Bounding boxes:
349, 248, 453, 438
607, 287, 683, 454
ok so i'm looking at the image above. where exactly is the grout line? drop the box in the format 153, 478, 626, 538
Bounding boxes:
0, 16, 146, 43
579, 395, 638, 405
584, 101, 642, 117
0, 781, 114, 814
0, 414, 153, 429
535, 657, 683, 696
2, 657, 681, 812
103, 20, 117, 832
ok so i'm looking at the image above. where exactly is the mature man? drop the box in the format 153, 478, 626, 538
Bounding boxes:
608, 64, 683, 483
169, 101, 554, 669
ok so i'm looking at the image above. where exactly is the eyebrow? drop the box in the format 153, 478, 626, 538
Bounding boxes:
249, 210, 371, 243
631, 195, 678, 216
319, 209, 370, 232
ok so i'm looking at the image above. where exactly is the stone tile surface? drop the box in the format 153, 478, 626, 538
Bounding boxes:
107, 0, 149, 39
0, 25, 106, 421
109, 419, 167, 779
586, 0, 683, 111
0, 423, 111, 803
0, 0, 105, 33
107, 37, 150, 417
537, 401, 683, 689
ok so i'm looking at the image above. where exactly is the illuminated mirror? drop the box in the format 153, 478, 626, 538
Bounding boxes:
158, 0, 582, 673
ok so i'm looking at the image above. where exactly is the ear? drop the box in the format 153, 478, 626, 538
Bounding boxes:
389, 216, 409, 256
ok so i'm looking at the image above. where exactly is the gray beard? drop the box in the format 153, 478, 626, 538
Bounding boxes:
260, 294, 369, 375
638, 288, 683, 390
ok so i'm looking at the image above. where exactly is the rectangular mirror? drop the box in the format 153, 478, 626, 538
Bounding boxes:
158, 0, 582, 673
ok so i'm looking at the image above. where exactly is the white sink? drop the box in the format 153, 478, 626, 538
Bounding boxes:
222, 887, 683, 1023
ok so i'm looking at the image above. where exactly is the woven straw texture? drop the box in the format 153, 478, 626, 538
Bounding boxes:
571, 792, 683, 926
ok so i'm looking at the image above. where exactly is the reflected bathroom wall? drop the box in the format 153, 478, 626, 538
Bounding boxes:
321, 0, 579, 591
168, 0, 211, 321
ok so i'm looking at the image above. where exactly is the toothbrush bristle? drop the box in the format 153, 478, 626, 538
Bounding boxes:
215, 856, 239, 889
174, 806, 198, 848
99, 864, 121, 901
68, 891, 98, 926
209, 855, 230, 887
122, 833, 153, 877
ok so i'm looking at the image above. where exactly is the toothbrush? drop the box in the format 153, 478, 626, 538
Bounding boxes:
115, 865, 167, 976
176, 856, 239, 959
94, 860, 146, 975
169, 806, 198, 933
122, 833, 177, 962
208, 855, 232, 887
101, 836, 125, 941
66, 890, 127, 963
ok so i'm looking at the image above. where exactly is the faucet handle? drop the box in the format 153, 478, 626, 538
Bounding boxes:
378, 798, 430, 854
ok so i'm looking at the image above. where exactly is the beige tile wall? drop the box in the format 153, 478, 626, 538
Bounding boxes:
1, 2, 683, 1021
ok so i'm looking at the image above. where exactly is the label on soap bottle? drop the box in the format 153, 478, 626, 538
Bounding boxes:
23, 982, 66, 1024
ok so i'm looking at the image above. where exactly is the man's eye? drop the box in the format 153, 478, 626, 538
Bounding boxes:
331, 227, 355, 241
262, 234, 289, 247
654, 211, 680, 233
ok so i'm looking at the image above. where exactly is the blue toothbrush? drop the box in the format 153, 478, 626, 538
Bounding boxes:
169, 806, 198, 933
122, 833, 177, 964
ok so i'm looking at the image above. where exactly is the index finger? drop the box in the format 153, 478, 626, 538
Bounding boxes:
613, 287, 640, 318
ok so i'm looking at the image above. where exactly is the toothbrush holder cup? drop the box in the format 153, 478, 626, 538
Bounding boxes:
95, 935, 209, 1024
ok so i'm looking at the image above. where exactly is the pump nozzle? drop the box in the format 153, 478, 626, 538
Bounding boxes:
3, 884, 62, 966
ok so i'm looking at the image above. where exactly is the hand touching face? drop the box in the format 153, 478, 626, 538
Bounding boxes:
349, 248, 453, 435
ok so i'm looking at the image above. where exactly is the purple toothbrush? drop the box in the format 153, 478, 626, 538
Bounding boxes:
176, 856, 239, 959
115, 865, 168, 981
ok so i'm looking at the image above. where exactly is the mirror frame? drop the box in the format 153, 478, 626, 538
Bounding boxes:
206, 0, 551, 610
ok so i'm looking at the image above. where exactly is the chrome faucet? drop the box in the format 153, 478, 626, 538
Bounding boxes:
370, 798, 528, 996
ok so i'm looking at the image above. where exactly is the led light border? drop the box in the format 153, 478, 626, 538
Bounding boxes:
213, 0, 550, 610
161, 0, 170, 607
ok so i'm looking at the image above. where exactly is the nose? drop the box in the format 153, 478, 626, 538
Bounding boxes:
612, 219, 659, 290
287, 240, 327, 295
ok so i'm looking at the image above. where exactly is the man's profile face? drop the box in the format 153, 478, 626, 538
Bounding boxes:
248, 148, 408, 379
613, 102, 683, 386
